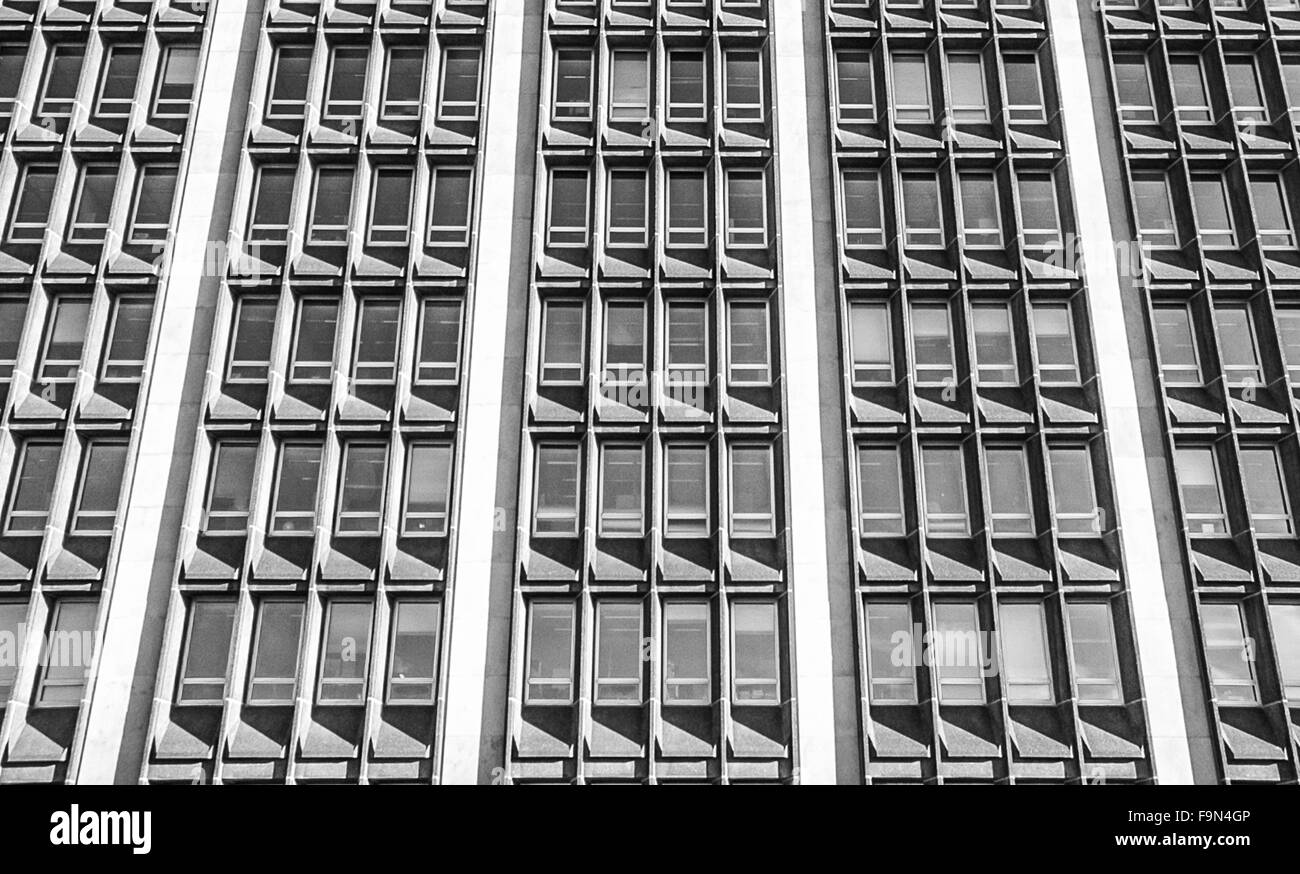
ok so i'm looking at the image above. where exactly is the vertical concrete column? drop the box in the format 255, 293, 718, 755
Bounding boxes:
441, 0, 537, 784
74, 0, 257, 783
770, 0, 842, 785
1048, 0, 1197, 784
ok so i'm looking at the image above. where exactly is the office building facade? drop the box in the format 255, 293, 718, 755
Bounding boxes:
0, 0, 1292, 784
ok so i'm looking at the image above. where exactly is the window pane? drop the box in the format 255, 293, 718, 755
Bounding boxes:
1268, 604, 1300, 699
526, 602, 574, 703
429, 167, 472, 244
664, 602, 709, 705
439, 48, 481, 118
553, 50, 593, 119
1175, 447, 1227, 535
1240, 447, 1292, 535
1201, 603, 1256, 704
866, 602, 916, 703
1170, 56, 1210, 120
1191, 177, 1235, 247
318, 602, 373, 703
403, 443, 452, 535
178, 601, 236, 704
667, 170, 706, 247
1215, 305, 1261, 387
948, 54, 987, 121
599, 445, 644, 535
267, 47, 311, 116
960, 174, 1001, 246
102, 297, 153, 382
1113, 54, 1155, 121
901, 175, 941, 246
540, 300, 584, 383
205, 442, 257, 533
1049, 446, 1099, 535
1133, 174, 1177, 246
842, 171, 884, 248
1067, 602, 1123, 704
247, 601, 304, 704
38, 43, 86, 118
1003, 53, 1045, 121
309, 166, 354, 243
725, 172, 765, 246
9, 166, 58, 241
665, 302, 707, 398
72, 442, 128, 533
611, 50, 650, 120
352, 299, 400, 384
271, 443, 322, 534
850, 302, 892, 384
129, 164, 179, 243
607, 170, 647, 246
891, 54, 931, 121
387, 601, 440, 704
36, 601, 96, 707
668, 51, 705, 120
986, 447, 1033, 535
733, 602, 779, 703
69, 164, 117, 242
290, 299, 338, 383
6, 443, 61, 532
999, 603, 1053, 703
1031, 303, 1080, 384
665, 445, 709, 536
382, 47, 424, 118
858, 445, 904, 535
325, 47, 367, 117
39, 297, 91, 382
369, 168, 413, 245
416, 298, 462, 383
727, 301, 770, 384
921, 445, 968, 535
836, 50, 874, 121
249, 166, 294, 242
724, 50, 762, 121
594, 602, 641, 703
228, 297, 277, 382
1153, 305, 1201, 386
933, 603, 983, 703
730, 445, 775, 536
0, 296, 28, 380
910, 303, 953, 385
547, 170, 588, 246
972, 303, 1016, 385
153, 47, 198, 116
0, 602, 26, 701
534, 445, 580, 536
336, 444, 388, 535
1017, 175, 1060, 247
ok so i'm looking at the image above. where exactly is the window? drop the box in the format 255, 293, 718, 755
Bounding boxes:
933, 603, 984, 703
986, 446, 1034, 535
266, 46, 311, 118
203, 442, 257, 533
1268, 603, 1300, 699
865, 602, 916, 704
1215, 304, 1261, 387
663, 602, 710, 705
152, 46, 198, 118
665, 444, 709, 536
921, 445, 969, 535
4, 442, 61, 533
901, 174, 942, 247
1132, 173, 1178, 249
948, 53, 988, 122
835, 50, 874, 122
1175, 446, 1228, 535
539, 299, 585, 384
891, 53, 932, 122
226, 296, 277, 383
247, 600, 304, 704
37, 296, 91, 384
67, 164, 118, 244
730, 444, 776, 537
910, 302, 955, 385
402, 443, 452, 535
95, 44, 142, 117
7, 165, 57, 243
1049, 446, 1100, 536
1279, 308, 1300, 385
723, 50, 762, 122
0, 42, 26, 123
842, 171, 885, 248
1031, 302, 1081, 385
415, 298, 462, 384
1003, 53, 1046, 122
1190, 176, 1235, 249
553, 50, 593, 121
960, 173, 1001, 248
127, 164, 179, 244
1251, 175, 1295, 249
1240, 447, 1292, 535
100, 296, 153, 382
1201, 603, 1257, 704
324, 46, 367, 119
602, 300, 646, 392
1170, 55, 1211, 123
438, 48, 481, 119
607, 170, 649, 247
534, 444, 581, 536
70, 441, 127, 534
732, 602, 779, 704
1153, 304, 1202, 386
368, 167, 414, 246
0, 602, 25, 701
308, 166, 354, 243
664, 169, 707, 248
247, 165, 295, 243
1113, 53, 1156, 123
387, 600, 441, 704
0, 296, 28, 383
594, 602, 641, 704
381, 47, 425, 119
667, 50, 706, 122
665, 302, 707, 399
849, 301, 892, 384
857, 445, 905, 535
428, 166, 473, 245
1224, 55, 1266, 123
336, 443, 388, 535
727, 299, 771, 385
351, 298, 400, 385
1067, 602, 1123, 704
547, 169, 589, 247
1017, 174, 1061, 249
289, 298, 338, 383
971, 302, 1017, 385
525, 602, 575, 704
599, 444, 644, 536
34, 600, 96, 708
1284, 54, 1300, 111
999, 603, 1053, 704
610, 50, 650, 122
317, 601, 373, 704
270, 443, 323, 534
177, 601, 236, 704
724, 171, 766, 247
36, 42, 85, 120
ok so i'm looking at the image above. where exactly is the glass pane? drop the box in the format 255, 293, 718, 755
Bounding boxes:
733, 602, 779, 702
206, 443, 257, 532
595, 602, 641, 702
248, 601, 304, 703
179, 601, 236, 703
272, 444, 322, 533
526, 603, 573, 702
319, 602, 373, 703
922, 445, 967, 534
1067, 603, 1122, 704
388, 601, 440, 702
986, 447, 1033, 535
73, 442, 127, 532
999, 603, 1052, 703
664, 602, 709, 704
404, 444, 452, 535
866, 602, 915, 703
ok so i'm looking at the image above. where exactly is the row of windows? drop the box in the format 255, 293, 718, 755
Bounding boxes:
6, 162, 179, 246
1131, 170, 1298, 252
1105, 0, 1300, 17
856, 441, 1105, 538
1173, 443, 1298, 537
529, 441, 777, 538
1153, 299, 1300, 389
172, 598, 441, 706
0, 294, 153, 388
0, 599, 97, 708
522, 598, 781, 706
3, 439, 129, 536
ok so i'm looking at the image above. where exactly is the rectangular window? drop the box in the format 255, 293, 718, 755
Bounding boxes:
901, 174, 942, 247
732, 602, 779, 704
152, 46, 199, 118
270, 442, 323, 535
100, 296, 153, 382
1003, 52, 1046, 122
203, 441, 257, 533
34, 600, 96, 708
70, 440, 128, 534
1190, 176, 1236, 249
891, 53, 932, 122
948, 53, 988, 122
610, 50, 650, 122
594, 602, 641, 704
665, 301, 707, 397
37, 296, 91, 384
547, 168, 589, 247
1225, 55, 1266, 123
1067, 602, 1123, 704
999, 602, 1053, 704
986, 446, 1034, 536
1215, 304, 1262, 387
666, 169, 707, 248
1251, 175, 1295, 250
246, 600, 304, 705
910, 302, 954, 386
727, 299, 771, 385
1017, 173, 1062, 249
667, 50, 706, 122
534, 444, 581, 537
1132, 173, 1178, 249
402, 442, 452, 535
308, 165, 354, 244
128, 164, 179, 244
247, 165, 295, 243
1279, 308, 1300, 386
539, 299, 584, 384
36, 42, 85, 120
438, 48, 481, 119
1113, 53, 1156, 123
1175, 446, 1228, 535
368, 167, 414, 246
1201, 603, 1257, 704
835, 50, 874, 122
663, 602, 710, 705
665, 444, 709, 537
336, 443, 388, 535
971, 302, 1017, 385
1049, 446, 1100, 536
0, 295, 29, 383
95, 44, 142, 118
4, 441, 60, 533
724, 171, 767, 247
289, 298, 338, 383
415, 297, 462, 384
842, 170, 885, 248
266, 46, 311, 118
599, 444, 644, 536
729, 444, 775, 537
921, 445, 969, 536
603, 300, 647, 392
351, 298, 401, 384
723, 50, 763, 122
607, 170, 648, 247
1170, 55, 1211, 122
1268, 603, 1300, 700
7, 164, 58, 243
933, 603, 984, 704
381, 46, 424, 119
849, 301, 892, 384
324, 46, 367, 119
0, 602, 25, 701
1031, 302, 1081, 385
317, 601, 373, 704
525, 602, 575, 704
959, 173, 1002, 248
1153, 304, 1202, 386
177, 600, 236, 705
857, 445, 905, 535
865, 602, 916, 704
428, 166, 473, 245
553, 49, 593, 121
1240, 446, 1292, 535
226, 296, 277, 383
387, 600, 441, 704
